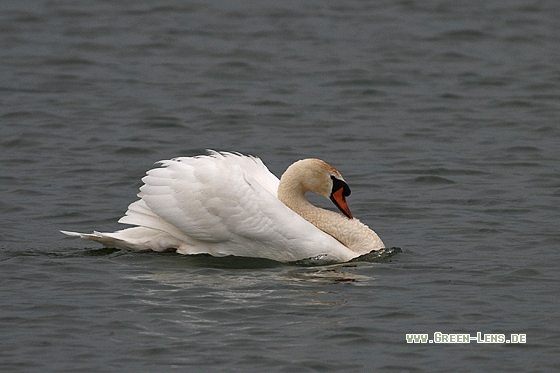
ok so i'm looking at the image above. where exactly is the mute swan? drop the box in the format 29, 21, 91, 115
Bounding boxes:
62, 151, 384, 263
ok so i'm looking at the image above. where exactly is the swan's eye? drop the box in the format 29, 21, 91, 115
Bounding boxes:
330, 175, 351, 197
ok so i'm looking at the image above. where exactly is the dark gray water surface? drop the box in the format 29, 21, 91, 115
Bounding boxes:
1, 1, 560, 372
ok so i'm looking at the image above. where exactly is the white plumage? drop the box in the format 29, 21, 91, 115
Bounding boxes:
62, 151, 384, 263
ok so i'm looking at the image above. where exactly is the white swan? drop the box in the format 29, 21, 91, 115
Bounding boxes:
62, 151, 384, 263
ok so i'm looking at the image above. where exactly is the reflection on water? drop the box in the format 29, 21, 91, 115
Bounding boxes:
103, 246, 404, 314
117, 250, 388, 312
285, 263, 374, 286
121, 255, 381, 287
84, 246, 402, 292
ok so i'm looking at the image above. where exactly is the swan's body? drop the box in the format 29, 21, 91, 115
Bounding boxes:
62, 151, 384, 263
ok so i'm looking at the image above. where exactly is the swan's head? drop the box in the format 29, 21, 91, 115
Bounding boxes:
280, 158, 353, 219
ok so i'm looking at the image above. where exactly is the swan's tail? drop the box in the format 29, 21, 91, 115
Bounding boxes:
60, 227, 185, 252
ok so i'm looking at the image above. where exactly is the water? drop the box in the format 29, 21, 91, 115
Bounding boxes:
1, 0, 559, 371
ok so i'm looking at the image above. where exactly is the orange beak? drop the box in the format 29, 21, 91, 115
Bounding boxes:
330, 185, 353, 219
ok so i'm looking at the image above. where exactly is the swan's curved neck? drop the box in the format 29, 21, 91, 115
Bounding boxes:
278, 178, 364, 254
277, 159, 384, 255
278, 164, 348, 248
